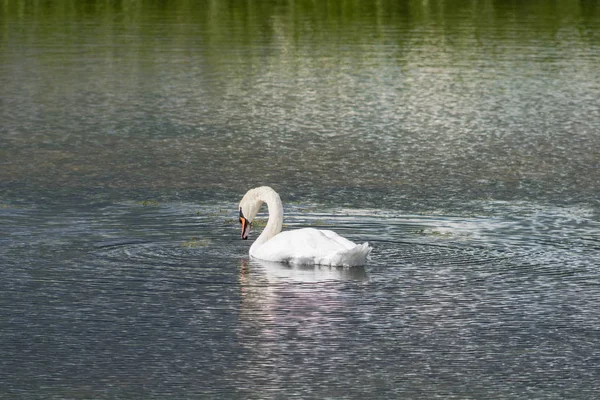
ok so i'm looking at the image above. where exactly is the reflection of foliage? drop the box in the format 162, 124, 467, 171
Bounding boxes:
2, 0, 593, 98
251, 219, 267, 228
196, 209, 229, 217
137, 200, 160, 207
2, 0, 592, 46
181, 236, 211, 248
414, 228, 454, 238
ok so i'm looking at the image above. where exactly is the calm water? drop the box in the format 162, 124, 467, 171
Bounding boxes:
2, 1, 600, 398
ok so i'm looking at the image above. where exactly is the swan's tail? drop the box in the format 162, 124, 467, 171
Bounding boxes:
330, 242, 372, 267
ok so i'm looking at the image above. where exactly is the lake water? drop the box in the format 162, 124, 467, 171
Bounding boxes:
1, 1, 600, 398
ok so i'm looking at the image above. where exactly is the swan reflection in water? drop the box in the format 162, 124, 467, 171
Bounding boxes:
236, 258, 368, 364
240, 258, 368, 284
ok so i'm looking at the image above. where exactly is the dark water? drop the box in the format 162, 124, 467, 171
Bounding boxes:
2, 1, 600, 398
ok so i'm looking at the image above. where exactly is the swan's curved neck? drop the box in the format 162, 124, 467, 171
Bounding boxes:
250, 187, 283, 252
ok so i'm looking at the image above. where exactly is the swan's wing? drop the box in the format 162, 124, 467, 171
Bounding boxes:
251, 228, 363, 265
318, 229, 357, 250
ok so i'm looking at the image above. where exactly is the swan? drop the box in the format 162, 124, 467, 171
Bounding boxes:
238, 186, 372, 266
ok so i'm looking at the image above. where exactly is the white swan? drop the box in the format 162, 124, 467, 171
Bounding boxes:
238, 186, 372, 266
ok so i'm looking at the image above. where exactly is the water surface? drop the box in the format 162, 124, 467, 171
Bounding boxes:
1, 1, 600, 398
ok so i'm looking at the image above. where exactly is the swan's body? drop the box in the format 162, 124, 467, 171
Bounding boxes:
238, 186, 371, 266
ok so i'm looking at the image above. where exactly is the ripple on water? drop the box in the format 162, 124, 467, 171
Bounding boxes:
1, 199, 599, 398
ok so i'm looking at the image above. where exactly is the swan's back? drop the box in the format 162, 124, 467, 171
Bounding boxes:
250, 228, 371, 267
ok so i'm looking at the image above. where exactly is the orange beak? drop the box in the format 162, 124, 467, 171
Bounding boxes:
240, 216, 250, 240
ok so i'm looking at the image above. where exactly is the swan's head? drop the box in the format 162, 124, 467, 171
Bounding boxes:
238, 190, 263, 240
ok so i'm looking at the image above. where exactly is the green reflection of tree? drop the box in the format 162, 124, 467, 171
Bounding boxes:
2, 0, 594, 38
2, 0, 596, 74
